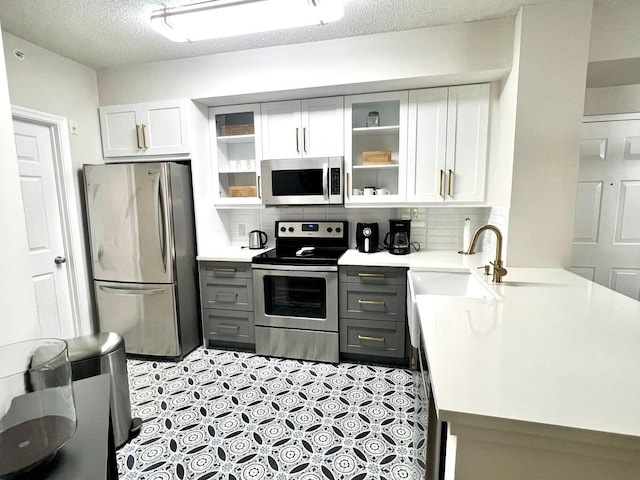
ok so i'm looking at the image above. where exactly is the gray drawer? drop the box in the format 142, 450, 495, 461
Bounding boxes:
339, 266, 407, 286
339, 318, 405, 358
340, 282, 406, 322
199, 261, 251, 279
200, 276, 252, 310
204, 309, 255, 344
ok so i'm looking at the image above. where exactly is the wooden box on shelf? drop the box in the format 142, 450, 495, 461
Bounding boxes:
362, 150, 392, 165
221, 124, 254, 136
228, 186, 258, 197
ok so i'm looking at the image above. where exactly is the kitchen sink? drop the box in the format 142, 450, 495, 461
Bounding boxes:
408, 270, 494, 299
407, 270, 495, 349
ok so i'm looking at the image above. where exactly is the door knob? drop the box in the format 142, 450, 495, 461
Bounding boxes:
54, 256, 67, 264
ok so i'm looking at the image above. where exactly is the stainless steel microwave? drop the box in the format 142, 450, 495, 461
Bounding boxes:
260, 157, 343, 206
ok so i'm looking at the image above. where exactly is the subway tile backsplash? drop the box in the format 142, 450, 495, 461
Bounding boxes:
225, 206, 492, 252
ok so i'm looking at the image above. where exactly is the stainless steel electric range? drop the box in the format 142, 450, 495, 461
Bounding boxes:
251, 221, 349, 363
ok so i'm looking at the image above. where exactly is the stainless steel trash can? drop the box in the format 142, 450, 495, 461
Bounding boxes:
66, 332, 140, 448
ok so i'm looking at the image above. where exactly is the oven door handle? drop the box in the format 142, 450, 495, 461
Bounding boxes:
252, 264, 338, 272
322, 163, 329, 201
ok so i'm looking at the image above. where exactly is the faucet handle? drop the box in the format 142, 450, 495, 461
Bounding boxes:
489, 261, 508, 281
477, 265, 490, 275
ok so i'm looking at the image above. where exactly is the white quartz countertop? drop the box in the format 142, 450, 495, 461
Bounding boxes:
339, 248, 492, 269
197, 246, 272, 262
416, 266, 640, 444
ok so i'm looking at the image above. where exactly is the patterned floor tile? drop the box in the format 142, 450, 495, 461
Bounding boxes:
117, 348, 427, 480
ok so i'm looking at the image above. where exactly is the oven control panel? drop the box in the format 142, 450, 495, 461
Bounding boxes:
276, 221, 346, 239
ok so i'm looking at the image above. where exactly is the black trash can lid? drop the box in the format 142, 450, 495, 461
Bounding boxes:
66, 332, 124, 362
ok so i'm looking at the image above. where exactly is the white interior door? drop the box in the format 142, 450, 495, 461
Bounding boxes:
13, 119, 75, 338
571, 118, 640, 300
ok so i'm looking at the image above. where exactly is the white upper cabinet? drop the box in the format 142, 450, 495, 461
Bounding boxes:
261, 97, 344, 160
407, 84, 490, 203
210, 104, 262, 207
99, 100, 189, 158
344, 91, 409, 205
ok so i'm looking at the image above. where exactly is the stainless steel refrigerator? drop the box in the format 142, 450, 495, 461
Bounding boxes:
83, 162, 200, 359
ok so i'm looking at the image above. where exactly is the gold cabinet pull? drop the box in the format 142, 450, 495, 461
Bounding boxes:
448, 169, 453, 196
141, 124, 148, 149
213, 268, 236, 273
358, 335, 385, 343
135, 124, 142, 149
346, 172, 350, 199
216, 292, 238, 302
295, 127, 300, 153
303, 127, 307, 153
358, 299, 386, 306
439, 169, 445, 197
218, 324, 240, 333
358, 272, 385, 278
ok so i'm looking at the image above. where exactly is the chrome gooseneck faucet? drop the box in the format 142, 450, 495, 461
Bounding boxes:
465, 224, 507, 284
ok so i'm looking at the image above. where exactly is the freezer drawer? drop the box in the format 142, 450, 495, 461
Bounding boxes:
95, 281, 180, 357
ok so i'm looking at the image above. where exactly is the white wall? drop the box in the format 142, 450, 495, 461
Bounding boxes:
505, 0, 593, 267
0, 27, 39, 345
97, 18, 514, 105
589, 0, 640, 62
2, 32, 103, 331
585, 84, 640, 115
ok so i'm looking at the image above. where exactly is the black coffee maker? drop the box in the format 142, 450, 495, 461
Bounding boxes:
384, 219, 411, 255
356, 222, 379, 253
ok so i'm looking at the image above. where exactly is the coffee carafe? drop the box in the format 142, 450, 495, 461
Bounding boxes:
384, 219, 411, 255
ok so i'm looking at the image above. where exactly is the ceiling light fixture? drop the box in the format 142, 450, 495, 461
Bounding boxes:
150, 0, 345, 42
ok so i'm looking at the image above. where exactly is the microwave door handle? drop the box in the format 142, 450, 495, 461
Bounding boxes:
323, 163, 329, 201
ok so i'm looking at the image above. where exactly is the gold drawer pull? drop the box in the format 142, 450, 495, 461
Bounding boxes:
358, 335, 385, 343
358, 299, 385, 306
213, 268, 236, 273
357, 273, 385, 278
216, 292, 238, 302
218, 324, 240, 333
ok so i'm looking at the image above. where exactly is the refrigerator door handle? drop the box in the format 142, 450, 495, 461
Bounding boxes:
98, 285, 165, 296
155, 172, 170, 274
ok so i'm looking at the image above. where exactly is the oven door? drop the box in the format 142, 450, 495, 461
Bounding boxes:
253, 265, 338, 332
261, 157, 343, 205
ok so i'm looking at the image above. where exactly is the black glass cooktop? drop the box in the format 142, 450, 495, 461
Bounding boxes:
252, 246, 347, 266
252, 220, 348, 267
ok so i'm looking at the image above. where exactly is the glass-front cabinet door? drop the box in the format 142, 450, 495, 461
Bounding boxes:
344, 91, 408, 205
210, 104, 262, 206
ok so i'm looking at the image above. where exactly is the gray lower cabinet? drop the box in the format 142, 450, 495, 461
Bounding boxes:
339, 266, 407, 359
198, 261, 255, 349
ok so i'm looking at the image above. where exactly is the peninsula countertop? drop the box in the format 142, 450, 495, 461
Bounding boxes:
415, 266, 640, 446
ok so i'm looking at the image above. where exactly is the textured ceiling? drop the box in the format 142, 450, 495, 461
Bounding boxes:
0, 0, 559, 70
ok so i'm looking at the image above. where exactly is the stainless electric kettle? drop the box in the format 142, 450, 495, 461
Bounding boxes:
248, 230, 268, 249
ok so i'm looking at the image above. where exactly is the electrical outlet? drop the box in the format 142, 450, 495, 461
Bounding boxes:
238, 224, 246, 237
69, 120, 79, 135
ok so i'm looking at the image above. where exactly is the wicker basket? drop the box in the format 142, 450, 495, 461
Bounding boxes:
362, 150, 392, 165
229, 186, 257, 197
221, 124, 254, 136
